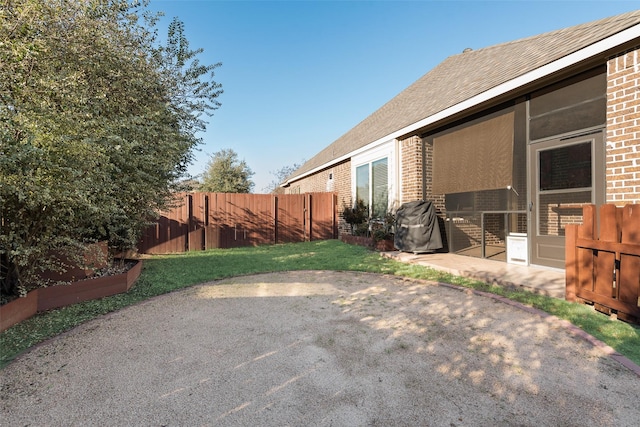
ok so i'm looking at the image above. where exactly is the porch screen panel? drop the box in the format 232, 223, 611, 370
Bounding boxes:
432, 111, 514, 194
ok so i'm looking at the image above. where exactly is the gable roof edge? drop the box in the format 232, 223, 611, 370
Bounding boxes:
283, 22, 640, 187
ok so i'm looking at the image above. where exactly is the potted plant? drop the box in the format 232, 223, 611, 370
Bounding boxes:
342, 199, 368, 235
370, 212, 396, 251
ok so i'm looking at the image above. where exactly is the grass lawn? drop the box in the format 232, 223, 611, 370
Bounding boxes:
2, 239, 639, 369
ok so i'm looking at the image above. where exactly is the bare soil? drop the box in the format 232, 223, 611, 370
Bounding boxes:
1, 271, 638, 426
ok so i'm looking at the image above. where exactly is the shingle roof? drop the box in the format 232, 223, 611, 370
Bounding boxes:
287, 10, 640, 183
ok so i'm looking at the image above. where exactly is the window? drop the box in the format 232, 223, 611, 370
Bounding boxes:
539, 142, 592, 191
356, 164, 369, 209
355, 157, 388, 218
372, 158, 388, 217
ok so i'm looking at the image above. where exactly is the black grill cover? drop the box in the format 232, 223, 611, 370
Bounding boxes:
394, 200, 443, 253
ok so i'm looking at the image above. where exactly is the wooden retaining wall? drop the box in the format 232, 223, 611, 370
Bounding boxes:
0, 260, 142, 333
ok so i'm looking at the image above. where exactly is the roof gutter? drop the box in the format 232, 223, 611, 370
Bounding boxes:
283, 23, 640, 187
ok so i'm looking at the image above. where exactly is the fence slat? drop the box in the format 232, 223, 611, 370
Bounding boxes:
189, 193, 206, 251
619, 205, 640, 314
599, 204, 620, 242
576, 205, 596, 296
593, 205, 617, 298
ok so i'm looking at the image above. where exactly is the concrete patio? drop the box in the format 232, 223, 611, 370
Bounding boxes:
381, 251, 567, 299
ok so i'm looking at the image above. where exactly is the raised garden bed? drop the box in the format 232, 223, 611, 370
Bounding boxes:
0, 259, 142, 333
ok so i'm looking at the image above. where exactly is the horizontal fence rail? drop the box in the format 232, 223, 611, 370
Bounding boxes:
565, 204, 640, 323
139, 192, 337, 254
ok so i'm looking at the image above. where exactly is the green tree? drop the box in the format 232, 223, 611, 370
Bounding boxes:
0, 0, 222, 298
262, 161, 303, 194
199, 149, 254, 193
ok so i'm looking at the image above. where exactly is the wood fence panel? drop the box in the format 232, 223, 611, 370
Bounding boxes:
619, 205, 640, 315
236, 193, 252, 247
308, 193, 337, 241
168, 195, 190, 254
251, 194, 275, 245
205, 193, 276, 248
221, 193, 237, 249
139, 192, 336, 252
593, 204, 617, 298
276, 194, 306, 243
576, 204, 596, 301
189, 193, 206, 251
215, 193, 236, 248
566, 204, 640, 323
140, 193, 189, 254
205, 193, 222, 250
234, 193, 273, 247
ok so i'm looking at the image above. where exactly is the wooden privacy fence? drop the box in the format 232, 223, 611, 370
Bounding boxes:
565, 204, 640, 323
138, 192, 337, 254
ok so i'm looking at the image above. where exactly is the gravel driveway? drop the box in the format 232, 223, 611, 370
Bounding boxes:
1, 271, 638, 426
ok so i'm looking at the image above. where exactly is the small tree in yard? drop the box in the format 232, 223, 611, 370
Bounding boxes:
342, 199, 369, 236
0, 0, 222, 299
262, 161, 303, 194
199, 149, 254, 193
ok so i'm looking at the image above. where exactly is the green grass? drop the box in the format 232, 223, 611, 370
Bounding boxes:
2, 240, 639, 368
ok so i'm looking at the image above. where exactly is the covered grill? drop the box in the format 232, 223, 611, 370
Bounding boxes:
394, 200, 443, 253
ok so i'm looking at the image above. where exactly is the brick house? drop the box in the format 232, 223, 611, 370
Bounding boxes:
282, 11, 640, 270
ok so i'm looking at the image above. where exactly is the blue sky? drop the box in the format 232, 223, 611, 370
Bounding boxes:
147, 0, 640, 192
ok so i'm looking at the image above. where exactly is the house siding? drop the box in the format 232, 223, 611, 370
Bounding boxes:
607, 46, 640, 205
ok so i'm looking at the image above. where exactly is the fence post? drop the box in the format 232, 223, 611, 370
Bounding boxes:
305, 193, 311, 241
188, 193, 206, 251
333, 193, 338, 239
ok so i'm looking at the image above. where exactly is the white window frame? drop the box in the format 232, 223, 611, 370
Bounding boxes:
351, 140, 397, 218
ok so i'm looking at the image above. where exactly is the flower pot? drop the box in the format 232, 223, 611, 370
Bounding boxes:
375, 239, 395, 251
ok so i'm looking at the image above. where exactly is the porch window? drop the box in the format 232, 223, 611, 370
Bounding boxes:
355, 157, 388, 218
529, 68, 606, 141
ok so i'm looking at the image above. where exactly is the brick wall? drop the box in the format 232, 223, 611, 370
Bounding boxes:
423, 139, 445, 211
400, 135, 423, 203
607, 47, 640, 205
285, 160, 352, 235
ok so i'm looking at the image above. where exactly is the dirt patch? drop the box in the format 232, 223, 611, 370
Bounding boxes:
1, 271, 638, 426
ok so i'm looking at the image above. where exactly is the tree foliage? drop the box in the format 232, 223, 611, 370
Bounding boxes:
0, 0, 222, 298
262, 161, 303, 194
199, 149, 254, 193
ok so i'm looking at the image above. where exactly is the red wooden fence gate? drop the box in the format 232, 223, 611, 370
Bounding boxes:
139, 192, 337, 254
565, 204, 640, 323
